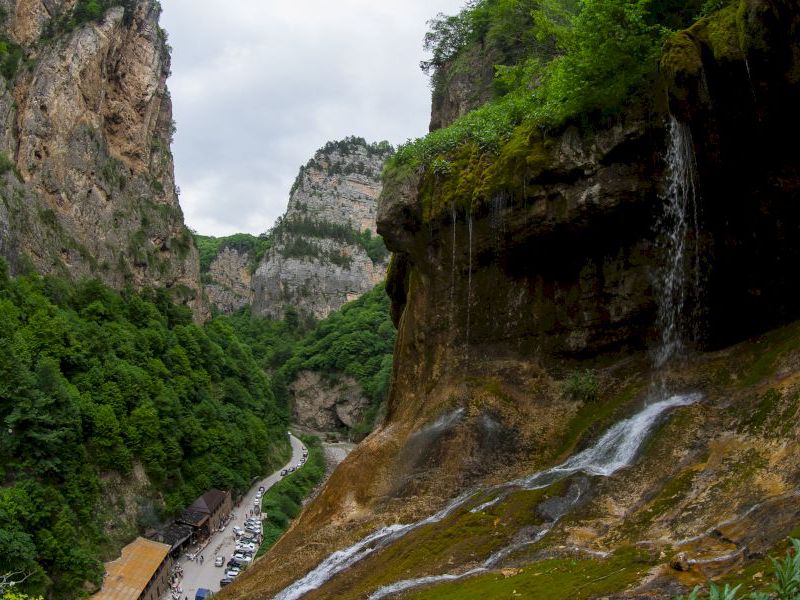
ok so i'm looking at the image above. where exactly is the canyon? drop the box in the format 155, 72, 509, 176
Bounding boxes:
222, 1, 800, 598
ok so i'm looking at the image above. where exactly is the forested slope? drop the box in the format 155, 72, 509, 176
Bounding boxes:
0, 261, 289, 596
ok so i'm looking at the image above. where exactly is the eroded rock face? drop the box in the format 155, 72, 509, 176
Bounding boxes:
205, 247, 252, 314
290, 371, 370, 431
0, 1, 207, 320
251, 139, 392, 320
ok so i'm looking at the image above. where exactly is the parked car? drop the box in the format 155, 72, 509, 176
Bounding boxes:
215, 556, 224, 567
227, 559, 244, 569
237, 543, 256, 552
220, 577, 234, 587
259, 486, 265, 492
232, 526, 243, 536
280, 469, 288, 476
225, 568, 241, 578
233, 553, 253, 563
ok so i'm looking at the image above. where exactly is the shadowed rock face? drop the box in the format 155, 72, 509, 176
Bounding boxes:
0, 0, 207, 320
221, 3, 800, 599
290, 371, 370, 431
251, 140, 391, 320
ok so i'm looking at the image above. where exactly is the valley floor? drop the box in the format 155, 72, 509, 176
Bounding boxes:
170, 434, 307, 598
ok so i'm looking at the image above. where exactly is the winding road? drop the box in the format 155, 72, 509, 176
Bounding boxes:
174, 433, 307, 597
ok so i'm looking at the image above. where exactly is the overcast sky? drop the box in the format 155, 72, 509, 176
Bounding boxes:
160, 0, 465, 237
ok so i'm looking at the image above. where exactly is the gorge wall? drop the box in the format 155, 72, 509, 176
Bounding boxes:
251, 137, 392, 320
0, 0, 206, 319
223, 1, 800, 598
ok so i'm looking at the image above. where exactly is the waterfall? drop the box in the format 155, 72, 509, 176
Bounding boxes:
271, 393, 700, 600
449, 204, 457, 332
465, 214, 474, 356
654, 117, 701, 369
744, 59, 758, 105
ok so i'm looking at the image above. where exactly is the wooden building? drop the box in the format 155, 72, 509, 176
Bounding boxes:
177, 489, 232, 539
91, 537, 172, 600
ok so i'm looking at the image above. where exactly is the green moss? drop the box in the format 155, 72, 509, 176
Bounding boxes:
661, 31, 703, 78
736, 0, 770, 55
334, 485, 568, 598
701, 3, 744, 61
406, 546, 651, 600
621, 466, 700, 538
660, 3, 744, 97
738, 321, 800, 387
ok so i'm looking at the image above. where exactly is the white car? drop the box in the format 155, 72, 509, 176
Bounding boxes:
236, 543, 256, 552
225, 568, 241, 578
233, 553, 253, 563
232, 526, 243, 536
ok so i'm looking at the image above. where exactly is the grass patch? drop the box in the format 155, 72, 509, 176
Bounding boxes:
256, 435, 326, 558
406, 545, 651, 600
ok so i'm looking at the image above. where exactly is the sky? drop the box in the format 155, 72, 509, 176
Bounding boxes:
160, 0, 465, 237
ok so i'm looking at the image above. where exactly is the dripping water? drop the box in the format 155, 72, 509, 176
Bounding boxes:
744, 59, 758, 105
654, 117, 702, 370
449, 203, 457, 331
465, 214, 474, 360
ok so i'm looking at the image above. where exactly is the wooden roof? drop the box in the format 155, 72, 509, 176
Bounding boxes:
92, 537, 170, 600
188, 489, 229, 515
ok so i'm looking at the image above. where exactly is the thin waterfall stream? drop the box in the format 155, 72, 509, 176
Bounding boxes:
655, 116, 701, 369
271, 118, 704, 600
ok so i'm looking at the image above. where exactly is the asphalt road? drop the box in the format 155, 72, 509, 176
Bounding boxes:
174, 433, 306, 598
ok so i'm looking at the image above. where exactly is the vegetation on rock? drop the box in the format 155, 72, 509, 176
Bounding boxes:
389, 0, 727, 175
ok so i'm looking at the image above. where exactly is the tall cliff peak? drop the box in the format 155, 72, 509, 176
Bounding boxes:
250, 136, 393, 320
0, 0, 208, 320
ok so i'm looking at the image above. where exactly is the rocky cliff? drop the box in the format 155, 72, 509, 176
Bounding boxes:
205, 246, 253, 313
0, 0, 206, 319
251, 137, 392, 320
223, 2, 800, 599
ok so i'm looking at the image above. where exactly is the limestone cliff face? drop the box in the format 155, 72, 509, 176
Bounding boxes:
0, 0, 207, 319
205, 246, 252, 313
222, 2, 800, 599
251, 137, 392, 320
290, 371, 370, 431
429, 44, 496, 132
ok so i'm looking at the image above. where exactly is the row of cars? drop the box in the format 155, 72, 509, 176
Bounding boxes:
280, 448, 309, 477
219, 514, 263, 587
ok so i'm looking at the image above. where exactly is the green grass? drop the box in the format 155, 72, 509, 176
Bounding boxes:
406, 546, 651, 600
256, 435, 326, 558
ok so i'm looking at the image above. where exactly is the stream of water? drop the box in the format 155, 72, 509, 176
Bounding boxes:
273, 393, 700, 600
655, 117, 701, 369
272, 117, 703, 600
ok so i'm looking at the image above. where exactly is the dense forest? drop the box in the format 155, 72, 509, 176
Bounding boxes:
219, 284, 396, 435
0, 261, 289, 597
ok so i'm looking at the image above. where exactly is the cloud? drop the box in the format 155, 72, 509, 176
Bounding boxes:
160, 0, 466, 237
